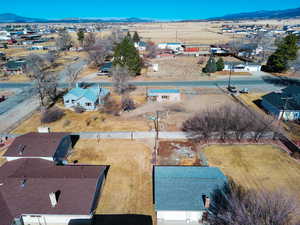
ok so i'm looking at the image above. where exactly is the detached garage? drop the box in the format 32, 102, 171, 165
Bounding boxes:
154, 166, 227, 225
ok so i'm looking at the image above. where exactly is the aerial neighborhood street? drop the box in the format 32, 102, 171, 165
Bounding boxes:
0, 2, 300, 225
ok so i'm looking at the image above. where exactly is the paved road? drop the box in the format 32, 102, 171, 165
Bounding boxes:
0, 76, 290, 89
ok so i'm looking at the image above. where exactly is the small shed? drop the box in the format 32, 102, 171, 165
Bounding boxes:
147, 89, 181, 103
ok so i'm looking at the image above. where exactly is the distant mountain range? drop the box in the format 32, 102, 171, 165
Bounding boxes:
209, 7, 300, 20
0, 13, 153, 23
1, 7, 300, 24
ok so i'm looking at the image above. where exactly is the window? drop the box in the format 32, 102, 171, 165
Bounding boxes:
86, 102, 92, 106
65, 100, 69, 103
71, 100, 75, 103
162, 95, 169, 99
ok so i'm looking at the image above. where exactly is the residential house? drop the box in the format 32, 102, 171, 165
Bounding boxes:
148, 89, 181, 103
134, 41, 147, 51
0, 30, 11, 41
2, 132, 72, 164
63, 85, 110, 111
0, 158, 107, 225
223, 62, 261, 72
261, 86, 300, 120
3, 60, 26, 75
154, 166, 227, 225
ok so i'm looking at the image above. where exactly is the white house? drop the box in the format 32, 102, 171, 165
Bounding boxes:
154, 166, 227, 225
134, 41, 147, 51
0, 30, 11, 41
157, 43, 183, 52
147, 89, 181, 103
224, 62, 261, 72
0, 158, 108, 225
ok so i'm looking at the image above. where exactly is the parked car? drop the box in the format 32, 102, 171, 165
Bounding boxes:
227, 86, 237, 93
239, 88, 249, 94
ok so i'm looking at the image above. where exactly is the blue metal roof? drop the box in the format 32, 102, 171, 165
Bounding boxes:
148, 89, 180, 95
65, 86, 109, 103
154, 166, 227, 211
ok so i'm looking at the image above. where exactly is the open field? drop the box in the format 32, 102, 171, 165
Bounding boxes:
203, 144, 300, 198
12, 92, 234, 133
130, 22, 241, 44
68, 139, 154, 216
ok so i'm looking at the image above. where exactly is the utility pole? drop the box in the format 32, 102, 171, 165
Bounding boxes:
176, 30, 178, 42
227, 62, 233, 89
280, 96, 293, 121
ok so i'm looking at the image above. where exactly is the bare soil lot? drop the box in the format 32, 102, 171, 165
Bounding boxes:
203, 144, 300, 198
68, 139, 154, 216
158, 141, 200, 165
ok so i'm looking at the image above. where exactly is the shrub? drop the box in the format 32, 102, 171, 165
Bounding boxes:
63, 120, 71, 127
121, 97, 135, 111
73, 106, 85, 113
100, 96, 120, 116
41, 107, 65, 123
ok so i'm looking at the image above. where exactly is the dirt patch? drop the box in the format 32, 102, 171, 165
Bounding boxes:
203, 144, 300, 198
68, 139, 154, 217
158, 141, 201, 165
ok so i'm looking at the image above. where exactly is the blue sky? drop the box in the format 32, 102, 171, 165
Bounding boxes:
3, 0, 300, 20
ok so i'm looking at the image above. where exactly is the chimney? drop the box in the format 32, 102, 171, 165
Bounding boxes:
204, 196, 211, 209
20, 179, 26, 188
49, 192, 57, 208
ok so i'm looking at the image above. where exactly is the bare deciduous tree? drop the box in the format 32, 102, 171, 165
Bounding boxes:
65, 64, 80, 88
209, 182, 300, 225
121, 96, 135, 111
25, 54, 59, 107
55, 30, 73, 51
83, 32, 96, 49
290, 51, 300, 76
112, 65, 131, 95
182, 104, 277, 142
146, 42, 158, 58
86, 38, 113, 67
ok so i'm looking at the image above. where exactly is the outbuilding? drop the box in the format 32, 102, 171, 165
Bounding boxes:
147, 89, 181, 102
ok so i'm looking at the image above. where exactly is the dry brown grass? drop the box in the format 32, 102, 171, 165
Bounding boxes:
0, 73, 30, 82
12, 97, 150, 134
215, 71, 251, 76
143, 56, 210, 81
131, 22, 236, 44
68, 139, 154, 216
203, 144, 300, 198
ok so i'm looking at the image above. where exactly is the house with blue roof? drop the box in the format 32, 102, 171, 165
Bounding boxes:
147, 89, 181, 103
63, 85, 109, 111
154, 166, 227, 225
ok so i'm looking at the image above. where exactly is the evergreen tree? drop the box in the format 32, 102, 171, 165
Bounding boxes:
126, 31, 132, 39
216, 57, 225, 71
113, 36, 142, 75
264, 34, 299, 73
77, 30, 85, 46
133, 31, 140, 43
203, 56, 217, 73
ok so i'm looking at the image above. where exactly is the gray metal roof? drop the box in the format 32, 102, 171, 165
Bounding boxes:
154, 166, 227, 211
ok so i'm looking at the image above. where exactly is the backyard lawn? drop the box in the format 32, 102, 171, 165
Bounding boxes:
202, 144, 300, 197
68, 139, 155, 217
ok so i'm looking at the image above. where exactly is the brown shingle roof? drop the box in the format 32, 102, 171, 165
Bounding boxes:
0, 158, 107, 225
3, 132, 70, 157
